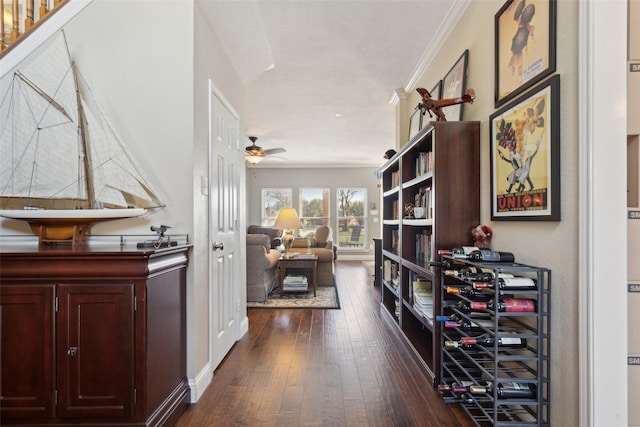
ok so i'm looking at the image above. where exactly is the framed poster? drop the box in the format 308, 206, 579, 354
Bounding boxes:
490, 74, 560, 221
441, 50, 469, 121
495, 0, 556, 107
408, 106, 422, 141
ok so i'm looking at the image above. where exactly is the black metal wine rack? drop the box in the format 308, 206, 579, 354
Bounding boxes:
438, 256, 550, 426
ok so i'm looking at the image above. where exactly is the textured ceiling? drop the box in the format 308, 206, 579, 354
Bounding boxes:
197, 0, 468, 167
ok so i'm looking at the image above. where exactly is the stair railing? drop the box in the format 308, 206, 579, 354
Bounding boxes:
1, 0, 68, 58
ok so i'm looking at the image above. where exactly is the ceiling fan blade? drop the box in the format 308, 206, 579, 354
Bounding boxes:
262, 147, 286, 155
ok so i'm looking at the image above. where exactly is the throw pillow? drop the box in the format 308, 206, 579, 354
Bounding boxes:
315, 226, 330, 247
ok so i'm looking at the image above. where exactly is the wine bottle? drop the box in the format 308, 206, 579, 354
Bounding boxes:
473, 276, 536, 290
472, 271, 515, 282
470, 297, 537, 313
460, 266, 494, 280
468, 249, 515, 263
436, 312, 492, 323
443, 317, 495, 332
470, 381, 537, 399
438, 246, 479, 259
443, 396, 474, 404
441, 300, 474, 313
438, 380, 473, 393
430, 259, 465, 270
443, 269, 464, 278
460, 334, 527, 348
445, 286, 493, 301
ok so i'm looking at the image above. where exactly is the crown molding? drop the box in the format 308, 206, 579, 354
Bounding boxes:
389, 0, 472, 106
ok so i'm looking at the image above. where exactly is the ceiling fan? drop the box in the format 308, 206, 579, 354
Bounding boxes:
245, 136, 286, 164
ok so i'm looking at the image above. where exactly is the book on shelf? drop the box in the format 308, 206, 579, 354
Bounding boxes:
391, 229, 399, 254
412, 275, 433, 320
416, 230, 432, 262
391, 170, 400, 187
283, 274, 308, 285
283, 274, 308, 291
383, 259, 399, 288
415, 151, 433, 177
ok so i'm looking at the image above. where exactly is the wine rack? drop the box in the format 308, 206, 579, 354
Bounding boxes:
379, 121, 480, 382
438, 256, 550, 426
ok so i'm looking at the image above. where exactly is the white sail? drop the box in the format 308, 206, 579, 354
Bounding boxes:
0, 31, 163, 211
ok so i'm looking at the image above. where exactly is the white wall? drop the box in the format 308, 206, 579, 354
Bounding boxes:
396, 1, 628, 425
0, 1, 195, 236
0, 0, 248, 403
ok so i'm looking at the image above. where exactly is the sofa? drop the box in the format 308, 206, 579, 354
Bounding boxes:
289, 225, 336, 287
246, 233, 281, 302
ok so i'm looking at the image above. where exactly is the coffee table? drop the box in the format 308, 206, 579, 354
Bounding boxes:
278, 255, 318, 296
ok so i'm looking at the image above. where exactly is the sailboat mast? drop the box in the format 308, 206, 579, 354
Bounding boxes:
71, 61, 95, 209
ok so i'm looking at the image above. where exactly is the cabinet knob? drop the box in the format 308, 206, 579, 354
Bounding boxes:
67, 347, 78, 357
213, 242, 224, 251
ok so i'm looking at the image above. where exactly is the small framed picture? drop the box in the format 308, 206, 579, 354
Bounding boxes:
489, 74, 560, 221
408, 106, 422, 141
441, 50, 469, 121
495, 0, 557, 107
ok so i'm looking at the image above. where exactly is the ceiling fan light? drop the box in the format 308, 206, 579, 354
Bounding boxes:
246, 154, 264, 164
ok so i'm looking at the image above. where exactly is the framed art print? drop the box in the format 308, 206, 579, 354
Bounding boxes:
490, 74, 560, 221
441, 50, 469, 121
495, 0, 556, 107
408, 106, 422, 141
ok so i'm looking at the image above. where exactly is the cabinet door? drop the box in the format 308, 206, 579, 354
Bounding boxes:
0, 285, 55, 419
57, 284, 134, 419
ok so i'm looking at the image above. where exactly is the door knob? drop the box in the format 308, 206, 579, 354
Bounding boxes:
213, 242, 224, 251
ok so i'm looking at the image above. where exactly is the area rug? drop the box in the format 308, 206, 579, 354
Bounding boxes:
247, 285, 340, 309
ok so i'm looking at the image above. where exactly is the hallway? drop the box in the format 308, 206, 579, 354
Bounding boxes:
175, 261, 473, 426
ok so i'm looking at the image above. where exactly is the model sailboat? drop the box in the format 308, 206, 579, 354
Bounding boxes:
0, 32, 164, 245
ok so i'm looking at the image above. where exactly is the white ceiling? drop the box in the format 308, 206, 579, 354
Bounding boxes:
197, 0, 469, 168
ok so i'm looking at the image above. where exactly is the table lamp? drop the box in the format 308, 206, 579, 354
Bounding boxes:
273, 208, 301, 258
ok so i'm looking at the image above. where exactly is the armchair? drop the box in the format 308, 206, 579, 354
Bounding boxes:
290, 225, 336, 286
246, 234, 281, 302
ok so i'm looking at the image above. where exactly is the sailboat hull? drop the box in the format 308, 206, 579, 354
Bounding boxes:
0, 209, 145, 245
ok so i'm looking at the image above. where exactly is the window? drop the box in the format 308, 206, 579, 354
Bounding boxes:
299, 188, 330, 236
336, 188, 367, 249
261, 188, 292, 226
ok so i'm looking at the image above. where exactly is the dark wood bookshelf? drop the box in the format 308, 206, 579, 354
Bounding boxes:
378, 121, 480, 384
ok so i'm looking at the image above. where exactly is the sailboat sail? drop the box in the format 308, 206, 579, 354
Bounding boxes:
0, 31, 164, 212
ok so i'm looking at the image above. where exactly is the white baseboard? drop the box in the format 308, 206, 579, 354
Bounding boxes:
187, 316, 249, 404
336, 254, 374, 261
188, 362, 213, 403
240, 315, 249, 336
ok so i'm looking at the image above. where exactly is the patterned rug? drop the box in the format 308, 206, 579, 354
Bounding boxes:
247, 285, 340, 309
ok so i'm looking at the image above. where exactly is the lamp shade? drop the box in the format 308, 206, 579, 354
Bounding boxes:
273, 208, 302, 231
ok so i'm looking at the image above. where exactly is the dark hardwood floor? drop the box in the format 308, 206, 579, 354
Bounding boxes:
175, 261, 474, 427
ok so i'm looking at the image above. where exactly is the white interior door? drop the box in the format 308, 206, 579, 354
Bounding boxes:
208, 80, 241, 369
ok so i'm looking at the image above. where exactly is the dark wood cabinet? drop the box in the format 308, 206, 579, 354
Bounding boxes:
1, 284, 56, 419
0, 242, 191, 426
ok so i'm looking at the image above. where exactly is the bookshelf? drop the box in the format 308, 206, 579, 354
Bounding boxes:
379, 121, 480, 383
